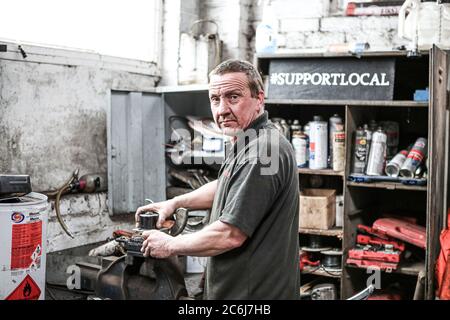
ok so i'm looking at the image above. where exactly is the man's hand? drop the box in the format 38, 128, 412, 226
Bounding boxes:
141, 230, 174, 259
135, 199, 178, 229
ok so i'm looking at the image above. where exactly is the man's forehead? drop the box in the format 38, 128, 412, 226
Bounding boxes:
209, 72, 249, 93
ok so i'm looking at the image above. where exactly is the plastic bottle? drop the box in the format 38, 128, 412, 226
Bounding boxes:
255, 0, 278, 54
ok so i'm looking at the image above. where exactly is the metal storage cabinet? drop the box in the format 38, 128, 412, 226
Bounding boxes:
256, 46, 449, 300
108, 85, 211, 215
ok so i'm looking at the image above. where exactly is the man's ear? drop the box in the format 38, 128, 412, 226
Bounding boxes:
256, 91, 265, 112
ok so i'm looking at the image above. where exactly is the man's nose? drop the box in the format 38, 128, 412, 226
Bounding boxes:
218, 98, 231, 115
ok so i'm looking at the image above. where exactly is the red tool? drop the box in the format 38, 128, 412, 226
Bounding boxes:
372, 218, 426, 249
346, 258, 398, 271
357, 234, 405, 252
299, 252, 320, 271
357, 224, 390, 240
348, 247, 401, 263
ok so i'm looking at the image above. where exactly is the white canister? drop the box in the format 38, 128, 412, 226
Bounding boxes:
335, 195, 344, 228
309, 117, 328, 170
0, 193, 49, 300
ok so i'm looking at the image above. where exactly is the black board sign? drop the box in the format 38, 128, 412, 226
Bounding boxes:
267, 57, 395, 100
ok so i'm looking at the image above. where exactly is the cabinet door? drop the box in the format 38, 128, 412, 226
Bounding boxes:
427, 46, 450, 299
108, 91, 166, 215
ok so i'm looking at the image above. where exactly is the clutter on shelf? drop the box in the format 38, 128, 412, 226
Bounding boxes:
272, 113, 345, 172
346, 217, 426, 272
350, 120, 428, 186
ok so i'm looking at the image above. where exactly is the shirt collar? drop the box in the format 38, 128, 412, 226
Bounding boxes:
245, 111, 269, 132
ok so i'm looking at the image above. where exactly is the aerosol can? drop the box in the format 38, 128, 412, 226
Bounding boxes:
400, 137, 428, 178
363, 124, 373, 171
309, 116, 328, 170
332, 124, 345, 172
366, 127, 387, 176
329, 114, 344, 168
385, 149, 409, 177
352, 127, 368, 174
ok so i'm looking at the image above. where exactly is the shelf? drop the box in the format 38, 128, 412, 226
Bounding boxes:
299, 227, 344, 239
265, 99, 428, 108
347, 181, 427, 191
298, 168, 344, 176
346, 261, 424, 276
257, 51, 428, 59
302, 266, 342, 279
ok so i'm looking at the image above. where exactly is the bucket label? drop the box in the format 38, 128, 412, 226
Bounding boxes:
11, 220, 42, 270
5, 274, 41, 300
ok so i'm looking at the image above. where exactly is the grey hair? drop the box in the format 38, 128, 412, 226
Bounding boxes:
209, 59, 264, 98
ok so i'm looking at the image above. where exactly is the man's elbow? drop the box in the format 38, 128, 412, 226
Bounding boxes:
225, 230, 247, 250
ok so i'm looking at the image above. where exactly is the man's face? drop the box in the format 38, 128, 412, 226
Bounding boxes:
209, 72, 264, 136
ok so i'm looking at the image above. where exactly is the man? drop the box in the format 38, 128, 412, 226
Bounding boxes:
135, 59, 300, 300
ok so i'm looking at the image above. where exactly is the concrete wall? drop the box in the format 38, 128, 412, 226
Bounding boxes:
0, 42, 160, 252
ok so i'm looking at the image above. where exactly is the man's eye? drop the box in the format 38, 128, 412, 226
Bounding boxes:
230, 95, 239, 101
210, 97, 219, 104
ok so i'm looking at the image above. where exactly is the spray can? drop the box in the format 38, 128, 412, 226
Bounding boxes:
362, 124, 373, 171
400, 138, 428, 178
332, 124, 345, 172
292, 127, 308, 168
380, 121, 400, 160
351, 127, 368, 174
366, 127, 387, 176
385, 149, 409, 177
329, 114, 344, 168
309, 116, 328, 170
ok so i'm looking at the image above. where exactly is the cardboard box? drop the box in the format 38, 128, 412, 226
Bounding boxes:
299, 189, 336, 230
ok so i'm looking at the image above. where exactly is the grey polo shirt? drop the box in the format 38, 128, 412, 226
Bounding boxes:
204, 111, 300, 300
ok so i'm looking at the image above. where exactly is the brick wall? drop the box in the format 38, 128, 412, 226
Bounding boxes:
248, 0, 408, 61
161, 0, 408, 84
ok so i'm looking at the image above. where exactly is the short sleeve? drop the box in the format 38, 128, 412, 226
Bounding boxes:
219, 160, 280, 237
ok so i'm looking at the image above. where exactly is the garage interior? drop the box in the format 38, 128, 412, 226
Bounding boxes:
1, 0, 450, 301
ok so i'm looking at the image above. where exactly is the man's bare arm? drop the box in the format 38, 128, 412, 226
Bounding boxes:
141, 220, 248, 258
172, 180, 218, 210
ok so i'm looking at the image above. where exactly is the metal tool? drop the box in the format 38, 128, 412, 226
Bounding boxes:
347, 284, 375, 300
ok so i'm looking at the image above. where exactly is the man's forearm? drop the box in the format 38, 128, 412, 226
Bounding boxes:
172, 180, 217, 210
168, 221, 247, 257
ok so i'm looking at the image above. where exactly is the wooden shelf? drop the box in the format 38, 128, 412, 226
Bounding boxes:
302, 266, 342, 279
265, 99, 428, 108
298, 168, 344, 177
347, 181, 427, 191
346, 261, 424, 276
299, 227, 344, 239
